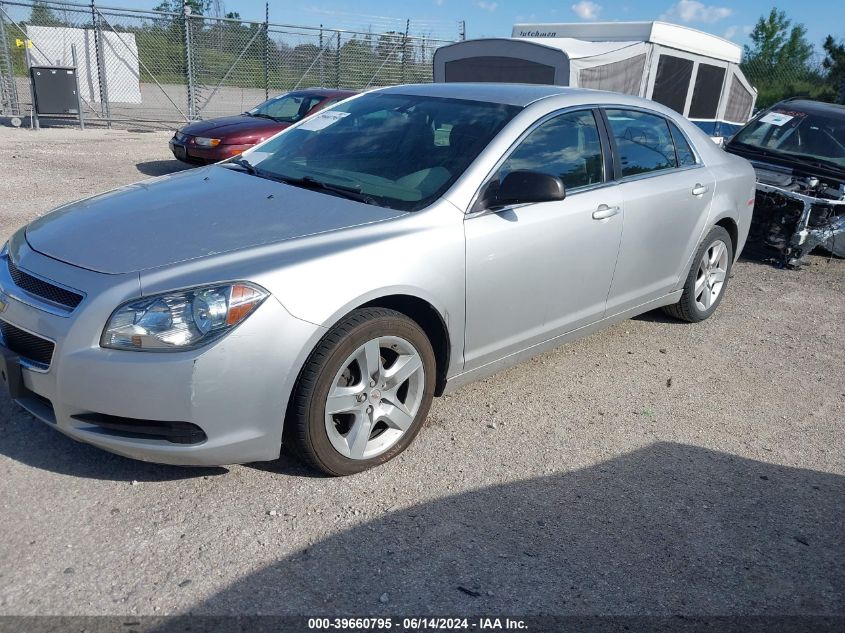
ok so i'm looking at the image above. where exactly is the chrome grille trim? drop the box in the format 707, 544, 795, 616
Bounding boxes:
7, 257, 84, 309
0, 255, 85, 317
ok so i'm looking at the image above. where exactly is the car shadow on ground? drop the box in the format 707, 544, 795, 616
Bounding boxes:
631, 308, 683, 324
0, 395, 227, 481
246, 447, 332, 479
136, 160, 196, 177
184, 442, 843, 616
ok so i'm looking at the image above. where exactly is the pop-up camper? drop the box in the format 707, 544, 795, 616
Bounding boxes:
433, 21, 757, 139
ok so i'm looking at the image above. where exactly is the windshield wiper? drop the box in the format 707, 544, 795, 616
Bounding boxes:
251, 112, 279, 121
730, 142, 844, 173
278, 175, 380, 205
228, 157, 258, 175
728, 142, 778, 158
224, 164, 381, 205
783, 155, 845, 173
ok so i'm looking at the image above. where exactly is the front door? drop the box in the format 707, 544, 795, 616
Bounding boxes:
463, 109, 623, 370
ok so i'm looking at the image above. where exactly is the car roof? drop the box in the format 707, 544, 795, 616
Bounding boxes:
374, 82, 588, 107
774, 98, 845, 116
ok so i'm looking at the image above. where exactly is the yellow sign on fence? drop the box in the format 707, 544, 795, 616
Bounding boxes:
15, 38, 33, 49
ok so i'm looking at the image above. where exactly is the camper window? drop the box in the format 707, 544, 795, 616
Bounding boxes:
689, 64, 726, 120
652, 55, 694, 114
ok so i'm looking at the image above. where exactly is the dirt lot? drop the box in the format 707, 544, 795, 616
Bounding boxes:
0, 127, 843, 617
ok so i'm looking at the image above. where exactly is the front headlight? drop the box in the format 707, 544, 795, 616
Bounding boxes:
0, 241, 8, 258
194, 137, 222, 147
101, 282, 267, 352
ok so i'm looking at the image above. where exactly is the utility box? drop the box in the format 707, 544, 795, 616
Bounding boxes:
30, 66, 79, 115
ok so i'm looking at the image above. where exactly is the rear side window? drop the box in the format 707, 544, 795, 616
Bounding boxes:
605, 109, 677, 177
497, 110, 604, 190
669, 122, 697, 167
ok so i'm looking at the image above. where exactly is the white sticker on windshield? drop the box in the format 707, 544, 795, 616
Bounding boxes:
298, 111, 350, 131
759, 112, 794, 126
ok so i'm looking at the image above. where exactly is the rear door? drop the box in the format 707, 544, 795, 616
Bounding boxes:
463, 109, 623, 370
602, 108, 715, 314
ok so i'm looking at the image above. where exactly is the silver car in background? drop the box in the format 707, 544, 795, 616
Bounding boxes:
0, 84, 755, 475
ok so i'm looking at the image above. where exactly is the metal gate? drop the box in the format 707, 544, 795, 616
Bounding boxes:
0, 0, 460, 128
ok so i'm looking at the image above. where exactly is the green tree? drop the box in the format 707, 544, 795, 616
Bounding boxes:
29, 0, 63, 26
153, 0, 212, 15
822, 35, 845, 103
743, 8, 813, 74
741, 9, 828, 107
375, 31, 403, 61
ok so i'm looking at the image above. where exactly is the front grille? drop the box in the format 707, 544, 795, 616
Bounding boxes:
0, 320, 55, 367
7, 258, 83, 309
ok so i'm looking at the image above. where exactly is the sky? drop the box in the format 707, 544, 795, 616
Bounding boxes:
119, 0, 843, 51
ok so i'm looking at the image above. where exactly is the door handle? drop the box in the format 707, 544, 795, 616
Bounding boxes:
692, 183, 709, 196
592, 204, 620, 220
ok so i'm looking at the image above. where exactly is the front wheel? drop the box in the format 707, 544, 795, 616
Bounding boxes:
287, 308, 436, 476
663, 226, 733, 323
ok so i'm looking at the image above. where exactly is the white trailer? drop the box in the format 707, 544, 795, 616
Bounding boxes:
433, 21, 757, 139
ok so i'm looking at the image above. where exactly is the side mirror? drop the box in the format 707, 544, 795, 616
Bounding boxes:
487, 170, 566, 209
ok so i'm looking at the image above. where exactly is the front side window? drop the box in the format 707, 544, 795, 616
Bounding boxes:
495, 110, 604, 190
241, 93, 521, 211
605, 109, 677, 177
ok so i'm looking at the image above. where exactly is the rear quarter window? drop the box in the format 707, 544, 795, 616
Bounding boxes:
669, 122, 697, 167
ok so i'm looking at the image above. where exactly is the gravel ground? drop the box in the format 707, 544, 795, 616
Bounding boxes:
0, 127, 843, 617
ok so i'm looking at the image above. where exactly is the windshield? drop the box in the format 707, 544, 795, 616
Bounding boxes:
241, 92, 521, 211
730, 106, 845, 170
249, 93, 326, 123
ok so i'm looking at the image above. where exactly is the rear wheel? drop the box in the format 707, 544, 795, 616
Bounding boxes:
663, 226, 733, 323
287, 308, 436, 475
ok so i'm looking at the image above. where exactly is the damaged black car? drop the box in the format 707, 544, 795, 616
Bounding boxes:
725, 98, 845, 267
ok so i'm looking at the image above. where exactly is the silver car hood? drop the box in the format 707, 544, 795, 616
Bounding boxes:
25, 165, 405, 274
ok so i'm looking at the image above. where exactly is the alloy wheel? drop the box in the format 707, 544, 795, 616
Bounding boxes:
324, 335, 426, 460
694, 239, 729, 312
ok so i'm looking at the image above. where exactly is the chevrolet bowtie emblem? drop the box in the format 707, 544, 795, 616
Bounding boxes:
0, 293, 8, 313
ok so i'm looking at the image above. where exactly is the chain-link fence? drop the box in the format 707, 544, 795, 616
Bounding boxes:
0, 0, 461, 128
742, 53, 845, 110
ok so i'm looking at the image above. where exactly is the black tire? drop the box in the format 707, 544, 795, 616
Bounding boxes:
663, 226, 734, 323
286, 307, 436, 476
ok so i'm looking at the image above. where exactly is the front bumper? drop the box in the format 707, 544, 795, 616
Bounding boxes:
746, 182, 845, 266
0, 235, 323, 466
169, 137, 254, 164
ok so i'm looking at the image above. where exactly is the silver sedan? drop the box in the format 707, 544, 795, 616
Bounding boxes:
0, 84, 755, 475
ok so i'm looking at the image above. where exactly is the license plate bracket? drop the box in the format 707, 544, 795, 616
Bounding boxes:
0, 345, 22, 400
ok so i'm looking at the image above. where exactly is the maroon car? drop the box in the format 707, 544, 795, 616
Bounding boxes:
169, 88, 356, 164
